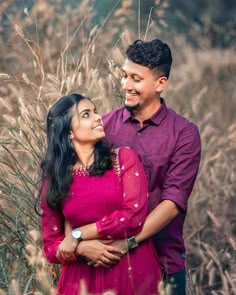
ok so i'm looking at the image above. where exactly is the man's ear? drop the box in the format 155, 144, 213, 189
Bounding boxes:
69, 130, 74, 139
156, 76, 168, 93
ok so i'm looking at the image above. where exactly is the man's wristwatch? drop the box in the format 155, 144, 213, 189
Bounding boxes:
72, 228, 83, 242
127, 236, 138, 250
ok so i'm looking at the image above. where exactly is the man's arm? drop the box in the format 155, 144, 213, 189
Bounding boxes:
135, 200, 179, 243
109, 200, 179, 253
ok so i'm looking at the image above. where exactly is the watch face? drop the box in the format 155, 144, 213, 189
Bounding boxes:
128, 236, 138, 249
72, 229, 82, 240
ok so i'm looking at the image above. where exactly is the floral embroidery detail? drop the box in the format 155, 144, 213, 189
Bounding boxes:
53, 226, 58, 231
72, 167, 89, 176
138, 222, 142, 227
107, 235, 112, 239
147, 193, 149, 198
123, 193, 126, 198
135, 172, 139, 176
134, 203, 139, 208
111, 148, 121, 180
120, 217, 125, 222
102, 217, 107, 222
121, 165, 125, 170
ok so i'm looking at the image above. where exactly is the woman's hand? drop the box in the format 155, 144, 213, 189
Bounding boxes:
76, 240, 123, 268
57, 233, 78, 261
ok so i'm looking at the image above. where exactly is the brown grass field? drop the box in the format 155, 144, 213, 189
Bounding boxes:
0, 1, 235, 294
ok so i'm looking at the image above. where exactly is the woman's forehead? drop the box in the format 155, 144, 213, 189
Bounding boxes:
77, 99, 94, 111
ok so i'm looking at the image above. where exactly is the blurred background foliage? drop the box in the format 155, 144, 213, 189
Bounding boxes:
1, 0, 236, 48
0, 0, 236, 294
94, 0, 236, 48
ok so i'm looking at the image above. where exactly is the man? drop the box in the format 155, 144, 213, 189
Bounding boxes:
102, 39, 201, 294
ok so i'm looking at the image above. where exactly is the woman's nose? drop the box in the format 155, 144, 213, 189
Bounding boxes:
95, 114, 102, 122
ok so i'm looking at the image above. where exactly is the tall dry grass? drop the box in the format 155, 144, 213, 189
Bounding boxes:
0, 0, 236, 294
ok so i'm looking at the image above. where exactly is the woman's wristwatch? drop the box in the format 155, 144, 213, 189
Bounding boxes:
72, 228, 83, 242
127, 236, 138, 250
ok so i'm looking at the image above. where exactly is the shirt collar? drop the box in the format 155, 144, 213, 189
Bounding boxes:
122, 98, 168, 125
122, 108, 132, 123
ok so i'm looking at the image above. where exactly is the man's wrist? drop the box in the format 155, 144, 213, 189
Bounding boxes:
75, 242, 81, 256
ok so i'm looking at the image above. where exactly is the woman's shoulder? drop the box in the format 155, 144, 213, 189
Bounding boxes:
111, 147, 143, 178
111, 146, 139, 165
111, 147, 133, 178
111, 146, 136, 156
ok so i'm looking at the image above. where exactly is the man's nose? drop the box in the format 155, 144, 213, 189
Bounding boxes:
122, 77, 132, 90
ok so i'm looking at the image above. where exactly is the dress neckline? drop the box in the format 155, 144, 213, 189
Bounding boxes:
71, 166, 90, 176
72, 166, 90, 171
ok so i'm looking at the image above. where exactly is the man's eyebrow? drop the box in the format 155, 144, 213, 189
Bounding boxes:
121, 69, 142, 77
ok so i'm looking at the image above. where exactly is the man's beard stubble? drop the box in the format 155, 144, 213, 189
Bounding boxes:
125, 103, 140, 116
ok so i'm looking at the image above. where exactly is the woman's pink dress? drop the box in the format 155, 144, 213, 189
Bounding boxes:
41, 147, 161, 295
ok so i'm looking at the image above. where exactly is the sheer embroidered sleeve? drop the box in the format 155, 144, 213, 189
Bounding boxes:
96, 147, 148, 239
40, 178, 65, 264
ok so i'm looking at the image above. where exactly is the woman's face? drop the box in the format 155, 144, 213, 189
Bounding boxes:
69, 99, 105, 146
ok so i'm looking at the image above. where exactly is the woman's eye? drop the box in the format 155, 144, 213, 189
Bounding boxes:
133, 76, 141, 82
82, 112, 89, 118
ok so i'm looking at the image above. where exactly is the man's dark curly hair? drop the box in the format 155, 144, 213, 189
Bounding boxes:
126, 39, 172, 78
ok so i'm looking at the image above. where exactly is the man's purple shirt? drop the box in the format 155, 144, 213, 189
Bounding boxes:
103, 99, 201, 274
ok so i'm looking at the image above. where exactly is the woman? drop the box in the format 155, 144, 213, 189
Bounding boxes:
40, 93, 161, 294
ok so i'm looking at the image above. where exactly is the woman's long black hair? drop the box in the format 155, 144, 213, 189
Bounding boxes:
41, 93, 112, 210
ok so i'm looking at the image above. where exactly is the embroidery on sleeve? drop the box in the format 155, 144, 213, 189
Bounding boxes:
111, 148, 121, 180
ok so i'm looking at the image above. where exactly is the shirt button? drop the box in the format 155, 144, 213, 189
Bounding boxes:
136, 131, 141, 136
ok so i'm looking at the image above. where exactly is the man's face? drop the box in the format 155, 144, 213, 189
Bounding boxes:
121, 59, 160, 112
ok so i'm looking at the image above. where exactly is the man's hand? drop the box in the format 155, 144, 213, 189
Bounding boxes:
76, 240, 123, 268
104, 239, 128, 255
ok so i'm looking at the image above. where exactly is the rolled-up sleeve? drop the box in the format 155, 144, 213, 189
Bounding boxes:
161, 123, 201, 212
